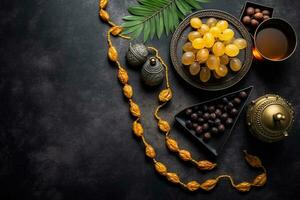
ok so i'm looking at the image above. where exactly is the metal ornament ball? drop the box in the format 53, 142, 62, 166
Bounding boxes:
126, 43, 149, 68
141, 57, 164, 87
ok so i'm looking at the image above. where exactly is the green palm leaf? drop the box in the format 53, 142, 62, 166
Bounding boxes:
122, 0, 209, 42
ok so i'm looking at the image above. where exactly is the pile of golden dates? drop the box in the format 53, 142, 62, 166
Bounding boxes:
181, 17, 248, 82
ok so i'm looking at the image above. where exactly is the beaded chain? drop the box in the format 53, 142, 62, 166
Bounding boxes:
99, 0, 267, 192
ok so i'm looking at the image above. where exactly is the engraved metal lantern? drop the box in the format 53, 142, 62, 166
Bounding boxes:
246, 94, 295, 143
126, 43, 149, 68
141, 57, 164, 87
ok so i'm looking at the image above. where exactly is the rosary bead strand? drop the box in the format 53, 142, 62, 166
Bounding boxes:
100, 0, 267, 192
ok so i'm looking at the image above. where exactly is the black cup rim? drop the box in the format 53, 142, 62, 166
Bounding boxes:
254, 18, 297, 62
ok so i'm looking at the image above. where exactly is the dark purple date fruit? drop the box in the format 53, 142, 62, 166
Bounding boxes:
254, 12, 264, 21
233, 97, 241, 105
225, 118, 233, 127
210, 113, 217, 120
251, 19, 259, 27
230, 108, 239, 116
208, 120, 215, 126
203, 123, 209, 131
211, 127, 218, 134
208, 106, 216, 113
203, 132, 211, 140
197, 110, 203, 116
227, 102, 234, 109
218, 124, 225, 133
191, 113, 198, 121
186, 120, 193, 129
203, 113, 210, 120
215, 118, 221, 126
239, 91, 247, 99
186, 109, 193, 116
198, 117, 205, 123
217, 104, 224, 110
263, 15, 270, 21
246, 7, 255, 15
193, 123, 199, 129
221, 113, 229, 121
215, 109, 222, 117
262, 10, 270, 15
255, 8, 261, 13
196, 126, 203, 135
222, 97, 229, 104
242, 16, 251, 25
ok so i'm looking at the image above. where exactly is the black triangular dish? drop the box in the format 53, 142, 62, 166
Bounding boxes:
175, 86, 253, 157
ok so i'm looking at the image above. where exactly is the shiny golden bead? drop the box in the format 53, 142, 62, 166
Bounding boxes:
252, 173, 267, 187
186, 181, 200, 191
179, 150, 192, 161
159, 88, 172, 102
158, 120, 170, 132
145, 145, 156, 158
129, 101, 141, 117
110, 26, 123, 36
197, 160, 216, 170
123, 84, 133, 99
200, 179, 218, 191
132, 121, 143, 137
235, 182, 251, 192
99, 0, 108, 9
99, 9, 110, 22
108, 46, 118, 62
118, 67, 128, 85
154, 162, 167, 175
166, 173, 180, 184
166, 138, 179, 152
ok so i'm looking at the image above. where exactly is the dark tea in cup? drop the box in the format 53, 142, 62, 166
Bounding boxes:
254, 18, 297, 61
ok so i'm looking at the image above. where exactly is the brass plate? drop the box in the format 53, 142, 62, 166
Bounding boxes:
170, 9, 253, 91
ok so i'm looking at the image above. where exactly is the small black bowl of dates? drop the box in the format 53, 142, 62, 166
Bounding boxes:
240, 1, 273, 35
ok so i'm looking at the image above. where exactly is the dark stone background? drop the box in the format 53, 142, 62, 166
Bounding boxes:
0, 0, 299, 199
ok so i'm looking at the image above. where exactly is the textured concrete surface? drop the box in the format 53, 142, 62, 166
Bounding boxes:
0, 0, 300, 199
